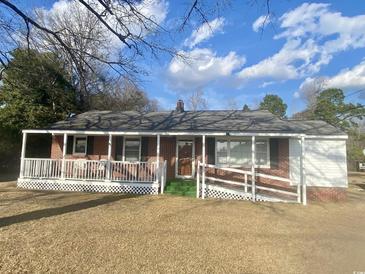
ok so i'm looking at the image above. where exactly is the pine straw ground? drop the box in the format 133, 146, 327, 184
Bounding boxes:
1, 174, 365, 274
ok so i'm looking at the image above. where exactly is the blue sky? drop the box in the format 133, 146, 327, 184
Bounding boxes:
20, 1, 365, 114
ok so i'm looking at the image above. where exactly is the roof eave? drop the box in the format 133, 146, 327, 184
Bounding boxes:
21, 129, 348, 139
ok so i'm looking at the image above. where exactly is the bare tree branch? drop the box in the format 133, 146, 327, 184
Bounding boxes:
260, 0, 271, 37
0, 0, 81, 68
77, 0, 132, 49
0, 56, 6, 79
186, 90, 208, 111
181, 0, 198, 30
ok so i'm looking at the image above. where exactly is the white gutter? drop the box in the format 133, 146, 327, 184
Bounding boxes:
229, 132, 303, 137
303, 135, 348, 140
21, 129, 348, 139
22, 129, 227, 136
228, 132, 348, 139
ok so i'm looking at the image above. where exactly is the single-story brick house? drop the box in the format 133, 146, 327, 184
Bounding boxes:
18, 100, 348, 204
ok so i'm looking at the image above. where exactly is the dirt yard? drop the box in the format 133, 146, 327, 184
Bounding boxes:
1, 174, 365, 274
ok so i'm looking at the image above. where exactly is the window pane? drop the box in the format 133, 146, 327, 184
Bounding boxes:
125, 151, 139, 161
125, 139, 140, 161
215, 139, 269, 166
230, 140, 251, 165
75, 137, 87, 154
216, 140, 228, 164
255, 140, 268, 165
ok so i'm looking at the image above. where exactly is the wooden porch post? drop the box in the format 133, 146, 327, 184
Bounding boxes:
61, 133, 68, 179
161, 160, 166, 194
300, 136, 307, 205
251, 135, 256, 202
156, 134, 161, 186
196, 160, 200, 198
19, 132, 28, 178
202, 135, 206, 199
296, 137, 302, 203
107, 134, 112, 181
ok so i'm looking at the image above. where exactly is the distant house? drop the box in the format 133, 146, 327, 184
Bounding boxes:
18, 100, 348, 203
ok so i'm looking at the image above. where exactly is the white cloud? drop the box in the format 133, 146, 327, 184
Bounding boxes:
274, 3, 330, 39
136, 0, 168, 26
238, 38, 327, 80
327, 61, 365, 90
252, 14, 271, 32
299, 61, 365, 96
276, 2, 365, 54
49, 0, 168, 29
293, 91, 300, 99
259, 81, 275, 88
296, 76, 324, 100
239, 3, 365, 82
184, 17, 225, 48
39, 0, 168, 51
167, 48, 245, 91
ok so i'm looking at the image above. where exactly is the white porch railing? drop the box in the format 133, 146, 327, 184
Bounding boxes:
197, 161, 303, 203
22, 158, 160, 184
64, 159, 107, 181
23, 158, 63, 179
111, 161, 158, 182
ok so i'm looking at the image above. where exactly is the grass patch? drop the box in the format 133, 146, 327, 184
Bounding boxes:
164, 178, 196, 197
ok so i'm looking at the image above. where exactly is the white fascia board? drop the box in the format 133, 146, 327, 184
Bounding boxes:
231, 132, 348, 139
22, 129, 348, 139
22, 129, 227, 136
229, 132, 303, 137
24, 129, 298, 136
304, 135, 348, 140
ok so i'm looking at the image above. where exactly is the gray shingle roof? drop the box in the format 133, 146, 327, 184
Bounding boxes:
48, 110, 346, 136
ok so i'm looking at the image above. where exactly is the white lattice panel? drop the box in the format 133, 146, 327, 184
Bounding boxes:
17, 179, 159, 195
204, 187, 252, 200
200, 184, 272, 202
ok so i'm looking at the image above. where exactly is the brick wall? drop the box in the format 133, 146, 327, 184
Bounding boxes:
51, 135, 111, 160
52, 136, 289, 182
258, 138, 289, 178
145, 136, 176, 180
92, 136, 108, 160
255, 138, 290, 188
51, 135, 63, 159
50, 135, 346, 201
307, 187, 347, 201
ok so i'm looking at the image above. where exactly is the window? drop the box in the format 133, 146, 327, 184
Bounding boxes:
73, 136, 87, 155
216, 140, 228, 164
215, 138, 269, 167
255, 140, 269, 166
230, 140, 251, 166
124, 138, 141, 162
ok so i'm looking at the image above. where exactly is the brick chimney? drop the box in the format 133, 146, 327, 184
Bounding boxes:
175, 99, 184, 112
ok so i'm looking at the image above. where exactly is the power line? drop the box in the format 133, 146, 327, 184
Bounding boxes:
291, 87, 365, 120
345, 88, 365, 98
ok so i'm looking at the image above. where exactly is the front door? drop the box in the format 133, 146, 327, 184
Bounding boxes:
177, 140, 194, 177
